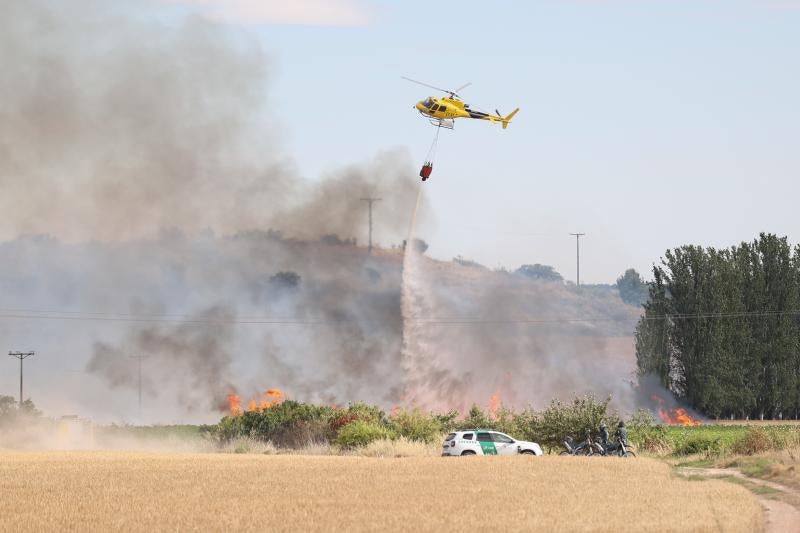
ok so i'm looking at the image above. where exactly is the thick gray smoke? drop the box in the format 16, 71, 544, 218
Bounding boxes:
0, 0, 420, 422
0, 0, 643, 425
402, 249, 641, 413
87, 306, 238, 414
0, 0, 419, 242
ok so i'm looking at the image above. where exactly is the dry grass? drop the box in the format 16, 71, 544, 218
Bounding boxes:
213, 437, 439, 457
350, 437, 440, 458
722, 449, 800, 492
0, 451, 762, 532
216, 437, 279, 455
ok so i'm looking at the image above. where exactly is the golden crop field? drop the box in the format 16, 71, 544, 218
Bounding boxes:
0, 451, 761, 532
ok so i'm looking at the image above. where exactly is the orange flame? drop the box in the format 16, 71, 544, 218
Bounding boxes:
390, 405, 401, 417
227, 393, 242, 416
651, 395, 703, 426
488, 392, 501, 419
227, 389, 286, 416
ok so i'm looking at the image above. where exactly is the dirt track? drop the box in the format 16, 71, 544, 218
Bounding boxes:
678, 467, 800, 533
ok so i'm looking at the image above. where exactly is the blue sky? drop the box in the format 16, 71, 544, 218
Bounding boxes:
166, 0, 800, 283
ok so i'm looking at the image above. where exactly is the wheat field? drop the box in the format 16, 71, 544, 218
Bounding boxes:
0, 451, 761, 532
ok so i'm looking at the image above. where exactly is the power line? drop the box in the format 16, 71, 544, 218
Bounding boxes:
8, 351, 35, 407
0, 308, 798, 326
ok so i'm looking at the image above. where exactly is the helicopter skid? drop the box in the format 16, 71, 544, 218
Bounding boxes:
429, 118, 454, 129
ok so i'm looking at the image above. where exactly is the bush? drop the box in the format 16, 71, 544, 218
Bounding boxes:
388, 408, 444, 444
731, 428, 773, 456
210, 400, 338, 445
457, 405, 493, 431
336, 420, 395, 449
627, 408, 671, 454
0, 396, 42, 428
506, 409, 541, 443
516, 264, 563, 283
529, 395, 619, 452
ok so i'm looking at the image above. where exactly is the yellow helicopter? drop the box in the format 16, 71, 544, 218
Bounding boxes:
403, 76, 519, 130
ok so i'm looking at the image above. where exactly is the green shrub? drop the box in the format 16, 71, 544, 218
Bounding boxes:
212, 414, 248, 442
731, 428, 773, 456
388, 408, 444, 444
335, 420, 395, 449
209, 400, 338, 445
434, 410, 459, 433
627, 408, 657, 433
529, 395, 620, 452
490, 406, 525, 438
506, 409, 541, 443
457, 405, 493, 431
341, 402, 385, 425
329, 402, 386, 434
627, 409, 671, 454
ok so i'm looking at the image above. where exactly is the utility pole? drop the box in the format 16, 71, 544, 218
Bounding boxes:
129, 354, 147, 418
360, 197, 382, 254
8, 351, 35, 408
569, 233, 586, 287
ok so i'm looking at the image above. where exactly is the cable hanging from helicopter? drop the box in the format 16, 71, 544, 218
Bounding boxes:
419, 125, 442, 182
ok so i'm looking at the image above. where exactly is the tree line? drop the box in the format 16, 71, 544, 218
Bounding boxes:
636, 233, 800, 420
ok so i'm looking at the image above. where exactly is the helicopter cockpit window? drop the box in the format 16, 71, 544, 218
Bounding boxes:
423, 98, 434, 108
431, 104, 440, 111
439, 106, 447, 112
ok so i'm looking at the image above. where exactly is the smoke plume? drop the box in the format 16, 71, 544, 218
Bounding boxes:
402, 200, 640, 413
0, 0, 421, 422
0, 0, 643, 425
0, 0, 418, 242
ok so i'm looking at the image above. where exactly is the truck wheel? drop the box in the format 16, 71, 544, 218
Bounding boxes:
461, 450, 476, 456
520, 450, 535, 455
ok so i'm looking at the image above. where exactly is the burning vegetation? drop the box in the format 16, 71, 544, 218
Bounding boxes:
227, 389, 286, 417
650, 395, 703, 426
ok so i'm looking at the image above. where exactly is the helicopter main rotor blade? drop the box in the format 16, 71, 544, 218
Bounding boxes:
401, 76, 461, 96
454, 82, 472, 94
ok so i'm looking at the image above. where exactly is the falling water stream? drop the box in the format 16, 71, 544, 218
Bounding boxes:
400, 185, 439, 407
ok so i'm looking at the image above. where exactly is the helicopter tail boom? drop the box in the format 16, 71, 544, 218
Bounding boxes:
501, 108, 520, 129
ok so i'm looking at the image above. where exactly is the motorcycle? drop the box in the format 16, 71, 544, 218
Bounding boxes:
597, 439, 637, 458
560, 434, 604, 456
